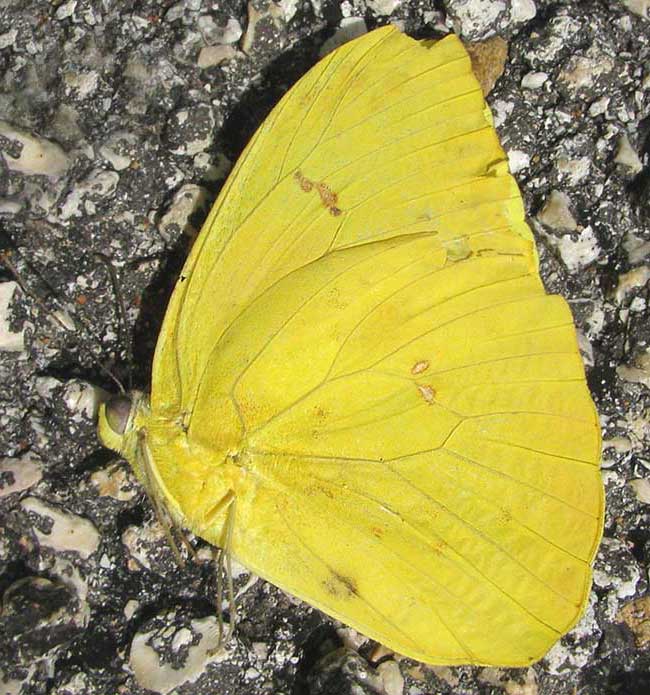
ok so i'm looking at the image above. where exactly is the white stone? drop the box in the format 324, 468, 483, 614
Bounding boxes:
243, 667, 259, 681
491, 98, 514, 127
507, 149, 530, 173
251, 641, 269, 660
165, 2, 184, 22
603, 436, 633, 454
129, 614, 229, 694
91, 463, 138, 502
586, 305, 605, 339
577, 330, 594, 368
521, 71, 548, 89
537, 190, 577, 230
198, 16, 242, 45
0, 29, 18, 49
589, 97, 610, 118
615, 133, 643, 173
55, 0, 77, 20
614, 266, 650, 304
35, 376, 60, 400
51, 307, 76, 331
557, 226, 601, 271
53, 673, 95, 694
336, 626, 369, 651
367, 0, 400, 16
630, 478, 650, 504
0, 198, 23, 214
0, 456, 42, 498
510, 0, 537, 23
99, 130, 137, 170
169, 106, 215, 156
159, 183, 209, 242
623, 0, 650, 19
617, 349, 650, 388
240, 6, 258, 55
632, 293, 648, 310
124, 599, 139, 620
448, 0, 507, 39
593, 539, 641, 599
64, 70, 99, 98
378, 660, 404, 695
3, 671, 34, 695
544, 595, 600, 674
556, 155, 590, 184
21, 497, 100, 558
197, 44, 237, 68
60, 168, 119, 219
277, 0, 299, 21
0, 281, 25, 352
623, 231, 650, 264
319, 17, 368, 56
171, 627, 193, 651
0, 121, 71, 178
524, 15, 581, 64
193, 151, 231, 182
64, 380, 105, 420
560, 47, 615, 91
122, 519, 168, 571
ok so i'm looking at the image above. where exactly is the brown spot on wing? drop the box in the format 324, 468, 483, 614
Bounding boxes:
294, 170, 313, 192
316, 181, 338, 209
293, 169, 343, 216
305, 483, 335, 500
323, 572, 358, 598
416, 384, 436, 404
411, 360, 430, 375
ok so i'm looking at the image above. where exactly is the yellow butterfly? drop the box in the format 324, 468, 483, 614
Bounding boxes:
97, 26, 603, 666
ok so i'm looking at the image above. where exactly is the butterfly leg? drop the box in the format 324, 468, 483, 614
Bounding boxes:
136, 430, 196, 566
206, 491, 238, 652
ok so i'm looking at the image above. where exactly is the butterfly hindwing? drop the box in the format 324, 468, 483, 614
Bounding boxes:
179, 232, 602, 665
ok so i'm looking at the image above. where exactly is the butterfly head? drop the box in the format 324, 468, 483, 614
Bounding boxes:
97, 390, 150, 464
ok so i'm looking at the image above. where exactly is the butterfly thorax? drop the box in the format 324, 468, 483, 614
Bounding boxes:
98, 392, 249, 545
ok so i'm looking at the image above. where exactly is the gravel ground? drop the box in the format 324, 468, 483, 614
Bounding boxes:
1, 1, 650, 694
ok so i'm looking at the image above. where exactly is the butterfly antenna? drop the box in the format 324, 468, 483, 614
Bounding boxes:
0, 249, 126, 394
93, 252, 134, 391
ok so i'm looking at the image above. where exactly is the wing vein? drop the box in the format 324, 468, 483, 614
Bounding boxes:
442, 446, 599, 519
330, 53, 470, 132
422, 454, 593, 560
225, 238, 438, 426
261, 458, 563, 640
326, 273, 535, 382
310, 28, 398, 148
384, 463, 578, 605
277, 48, 343, 180
280, 513, 426, 652
423, 351, 584, 377
481, 437, 597, 467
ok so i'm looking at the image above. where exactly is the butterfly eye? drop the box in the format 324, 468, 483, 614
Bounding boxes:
105, 395, 133, 435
